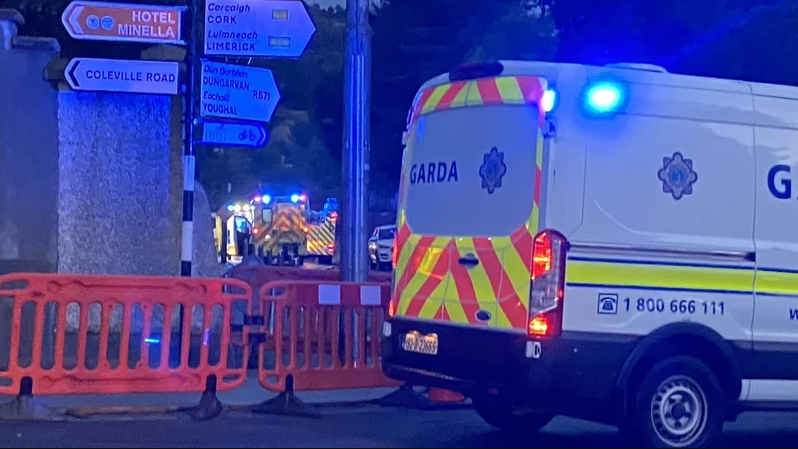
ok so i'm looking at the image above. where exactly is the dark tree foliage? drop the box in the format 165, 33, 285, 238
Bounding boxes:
370, 0, 557, 196
545, 0, 798, 84
1, 0, 346, 208
8, 0, 795, 208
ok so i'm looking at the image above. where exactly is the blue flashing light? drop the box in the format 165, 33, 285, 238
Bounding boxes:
263, 194, 271, 204
290, 194, 300, 203
584, 82, 624, 114
541, 89, 557, 113
226, 204, 234, 212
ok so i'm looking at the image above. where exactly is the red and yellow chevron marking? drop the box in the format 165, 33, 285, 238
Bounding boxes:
253, 206, 307, 252
393, 75, 547, 331
410, 75, 547, 126
306, 219, 335, 255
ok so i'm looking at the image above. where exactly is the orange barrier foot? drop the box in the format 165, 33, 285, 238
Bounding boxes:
251, 376, 320, 419
372, 384, 472, 410
428, 388, 466, 403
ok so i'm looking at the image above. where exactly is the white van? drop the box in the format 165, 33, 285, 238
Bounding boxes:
382, 60, 798, 447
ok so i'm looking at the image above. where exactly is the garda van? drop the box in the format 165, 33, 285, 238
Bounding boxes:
382, 60, 798, 447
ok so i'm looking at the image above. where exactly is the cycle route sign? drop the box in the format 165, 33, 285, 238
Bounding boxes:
199, 120, 269, 148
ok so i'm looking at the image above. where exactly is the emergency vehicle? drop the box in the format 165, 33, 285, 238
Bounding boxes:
306, 207, 338, 264
381, 60, 798, 447
213, 203, 253, 264
250, 193, 309, 265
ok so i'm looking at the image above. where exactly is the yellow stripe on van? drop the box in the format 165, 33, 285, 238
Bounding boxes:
756, 270, 798, 297
566, 257, 754, 293
495, 76, 524, 102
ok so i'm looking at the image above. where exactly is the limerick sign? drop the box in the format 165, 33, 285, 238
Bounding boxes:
199, 60, 281, 123
65, 58, 180, 95
61, 0, 185, 44
203, 0, 316, 58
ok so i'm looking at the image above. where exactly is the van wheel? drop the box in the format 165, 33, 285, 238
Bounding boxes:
474, 399, 553, 434
626, 356, 724, 448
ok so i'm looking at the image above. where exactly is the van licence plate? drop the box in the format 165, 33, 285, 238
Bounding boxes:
402, 331, 439, 355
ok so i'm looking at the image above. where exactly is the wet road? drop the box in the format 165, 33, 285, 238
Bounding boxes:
2, 406, 798, 448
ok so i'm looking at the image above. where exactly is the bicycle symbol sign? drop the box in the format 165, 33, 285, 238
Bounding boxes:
239, 129, 257, 142
200, 120, 269, 148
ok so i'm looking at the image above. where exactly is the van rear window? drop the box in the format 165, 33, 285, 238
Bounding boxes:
404, 105, 540, 237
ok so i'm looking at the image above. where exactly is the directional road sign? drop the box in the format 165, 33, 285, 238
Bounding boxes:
200, 60, 281, 123
65, 58, 180, 95
204, 0, 316, 58
62, 1, 184, 44
200, 120, 269, 148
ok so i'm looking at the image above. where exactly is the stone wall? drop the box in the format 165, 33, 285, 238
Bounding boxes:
0, 9, 221, 334
0, 9, 60, 274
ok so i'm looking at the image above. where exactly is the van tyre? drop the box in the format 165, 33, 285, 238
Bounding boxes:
626, 356, 724, 448
474, 399, 553, 434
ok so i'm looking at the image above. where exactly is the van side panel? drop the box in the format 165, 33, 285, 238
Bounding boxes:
538, 65, 589, 238
751, 92, 798, 392
563, 83, 756, 343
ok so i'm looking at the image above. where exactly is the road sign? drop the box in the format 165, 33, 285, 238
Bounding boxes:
200, 120, 269, 148
200, 60, 281, 123
204, 0, 316, 58
65, 58, 180, 95
62, 1, 184, 44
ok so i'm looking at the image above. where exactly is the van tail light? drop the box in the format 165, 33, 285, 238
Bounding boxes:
528, 230, 568, 338
388, 294, 398, 319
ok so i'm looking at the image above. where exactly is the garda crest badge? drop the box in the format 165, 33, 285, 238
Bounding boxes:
479, 147, 507, 195
657, 151, 698, 200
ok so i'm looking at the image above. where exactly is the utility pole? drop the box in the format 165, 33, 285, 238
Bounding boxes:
181, 0, 201, 278
176, 0, 201, 363
341, 0, 371, 282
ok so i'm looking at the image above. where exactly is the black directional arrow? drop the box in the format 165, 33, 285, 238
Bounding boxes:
67, 59, 81, 88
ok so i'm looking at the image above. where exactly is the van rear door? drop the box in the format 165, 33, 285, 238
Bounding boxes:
393, 76, 547, 332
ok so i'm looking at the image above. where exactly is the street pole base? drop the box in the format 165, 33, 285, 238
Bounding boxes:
0, 395, 61, 421
186, 389, 223, 421
251, 391, 321, 419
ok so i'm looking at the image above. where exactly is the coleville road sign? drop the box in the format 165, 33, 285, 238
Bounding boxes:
200, 120, 270, 148
204, 0, 316, 58
62, 1, 185, 44
200, 60, 281, 123
65, 58, 180, 95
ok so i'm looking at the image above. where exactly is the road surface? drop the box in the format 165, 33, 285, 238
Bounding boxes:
2, 406, 798, 448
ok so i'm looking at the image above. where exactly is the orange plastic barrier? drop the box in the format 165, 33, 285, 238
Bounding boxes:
0, 273, 251, 397
230, 265, 391, 296
257, 280, 401, 393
